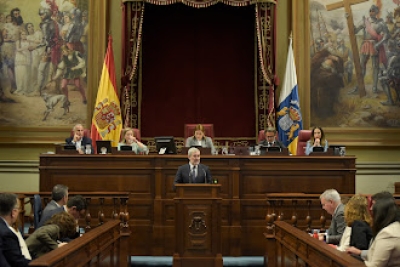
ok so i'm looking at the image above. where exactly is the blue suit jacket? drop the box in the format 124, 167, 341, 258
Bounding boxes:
0, 219, 30, 266
173, 163, 212, 190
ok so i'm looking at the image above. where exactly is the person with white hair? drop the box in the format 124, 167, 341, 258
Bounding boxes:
173, 147, 213, 190
319, 189, 346, 245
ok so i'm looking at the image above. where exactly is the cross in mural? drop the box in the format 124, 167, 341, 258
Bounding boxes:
326, 0, 369, 98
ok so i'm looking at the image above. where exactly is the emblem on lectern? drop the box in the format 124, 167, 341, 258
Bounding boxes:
187, 212, 207, 249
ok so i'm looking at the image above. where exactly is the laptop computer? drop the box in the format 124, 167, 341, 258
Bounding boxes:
266, 146, 281, 153
312, 146, 324, 153
259, 146, 289, 155
120, 145, 133, 151
64, 144, 76, 150
96, 140, 112, 154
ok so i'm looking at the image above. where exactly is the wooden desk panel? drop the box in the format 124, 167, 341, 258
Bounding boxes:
39, 154, 356, 256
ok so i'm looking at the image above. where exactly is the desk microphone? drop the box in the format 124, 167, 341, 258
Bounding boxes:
189, 170, 193, 183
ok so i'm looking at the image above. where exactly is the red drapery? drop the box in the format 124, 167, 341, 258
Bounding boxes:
121, 0, 277, 148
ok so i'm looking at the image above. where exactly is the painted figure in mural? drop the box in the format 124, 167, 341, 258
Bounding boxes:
25, 22, 45, 93
61, 10, 84, 54
70, 8, 84, 54
13, 29, 31, 96
80, 10, 88, 61
10, 8, 24, 26
379, 40, 400, 106
325, 34, 354, 85
36, 6, 61, 94
310, 49, 344, 119
1, 18, 18, 93
351, 5, 389, 94
336, 37, 353, 84
53, 45, 86, 104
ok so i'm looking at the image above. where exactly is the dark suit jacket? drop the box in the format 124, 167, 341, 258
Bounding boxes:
0, 219, 30, 266
350, 220, 373, 250
258, 140, 285, 148
173, 163, 212, 190
327, 203, 346, 245
38, 201, 64, 228
65, 136, 94, 154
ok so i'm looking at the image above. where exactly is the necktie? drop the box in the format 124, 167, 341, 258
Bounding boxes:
190, 166, 196, 183
268, 142, 272, 147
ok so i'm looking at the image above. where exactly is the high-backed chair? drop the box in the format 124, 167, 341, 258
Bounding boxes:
258, 130, 279, 143
184, 124, 214, 140
296, 130, 312, 156
119, 128, 141, 142
33, 194, 42, 229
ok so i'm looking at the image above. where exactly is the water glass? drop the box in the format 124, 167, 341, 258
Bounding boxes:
339, 147, 346, 157
85, 144, 91, 154
213, 148, 218, 155
255, 145, 260, 155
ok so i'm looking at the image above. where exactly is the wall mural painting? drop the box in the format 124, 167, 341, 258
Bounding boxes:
310, 0, 400, 128
0, 0, 88, 127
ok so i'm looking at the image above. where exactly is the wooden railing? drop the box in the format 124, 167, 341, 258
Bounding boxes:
28, 220, 130, 267
265, 193, 400, 234
264, 193, 400, 266
264, 221, 365, 267
16, 192, 130, 234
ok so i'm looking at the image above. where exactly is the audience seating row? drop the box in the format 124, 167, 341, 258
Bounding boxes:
265, 221, 366, 267
28, 220, 130, 267
16, 192, 130, 235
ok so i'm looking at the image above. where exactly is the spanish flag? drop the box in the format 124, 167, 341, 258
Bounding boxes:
90, 35, 122, 152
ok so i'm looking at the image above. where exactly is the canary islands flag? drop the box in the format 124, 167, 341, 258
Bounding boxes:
277, 38, 302, 155
91, 36, 122, 151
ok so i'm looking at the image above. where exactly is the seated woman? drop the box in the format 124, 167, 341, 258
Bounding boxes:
185, 124, 215, 154
336, 194, 372, 252
118, 127, 149, 154
305, 126, 328, 155
363, 197, 400, 267
26, 212, 77, 259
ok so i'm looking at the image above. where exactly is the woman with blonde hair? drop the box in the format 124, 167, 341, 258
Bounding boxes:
336, 194, 372, 251
118, 127, 148, 154
185, 124, 215, 154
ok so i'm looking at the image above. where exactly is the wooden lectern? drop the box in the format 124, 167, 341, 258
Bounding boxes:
173, 184, 222, 267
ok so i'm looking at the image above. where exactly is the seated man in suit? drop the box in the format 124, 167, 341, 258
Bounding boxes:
38, 195, 87, 236
319, 189, 346, 245
259, 127, 285, 148
173, 147, 212, 190
0, 193, 30, 266
65, 123, 93, 154
39, 184, 69, 227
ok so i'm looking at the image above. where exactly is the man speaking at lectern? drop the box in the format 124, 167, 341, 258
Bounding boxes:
173, 147, 212, 190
